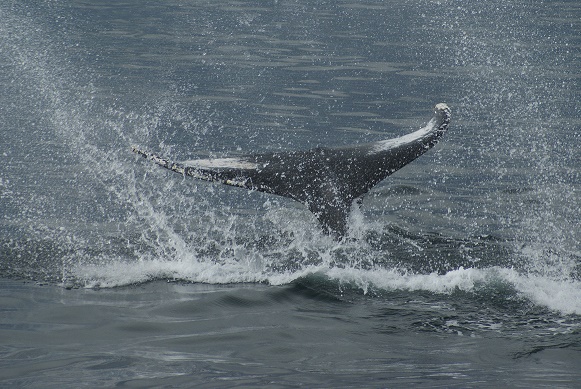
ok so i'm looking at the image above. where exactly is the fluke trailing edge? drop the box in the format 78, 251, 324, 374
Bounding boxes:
133, 103, 451, 239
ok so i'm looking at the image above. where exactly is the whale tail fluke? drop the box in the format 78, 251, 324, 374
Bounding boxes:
132, 103, 451, 239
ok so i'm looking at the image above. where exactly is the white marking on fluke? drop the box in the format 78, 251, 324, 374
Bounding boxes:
182, 158, 258, 170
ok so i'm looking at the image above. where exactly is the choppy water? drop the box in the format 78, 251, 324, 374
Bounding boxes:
1, 0, 579, 387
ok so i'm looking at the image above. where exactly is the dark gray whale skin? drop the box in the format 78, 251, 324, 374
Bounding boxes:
133, 103, 451, 239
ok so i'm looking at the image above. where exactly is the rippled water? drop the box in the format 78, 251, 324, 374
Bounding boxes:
1, 0, 580, 386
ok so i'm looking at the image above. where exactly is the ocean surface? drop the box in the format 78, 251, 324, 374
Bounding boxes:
1, 0, 580, 387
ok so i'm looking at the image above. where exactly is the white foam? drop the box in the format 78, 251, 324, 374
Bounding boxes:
73, 258, 271, 288
504, 271, 581, 316
72, 258, 581, 316
324, 266, 581, 316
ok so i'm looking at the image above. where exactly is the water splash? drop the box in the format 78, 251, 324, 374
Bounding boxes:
1, 2, 578, 318
434, 1, 579, 286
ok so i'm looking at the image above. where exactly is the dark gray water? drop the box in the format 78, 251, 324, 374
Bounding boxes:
1, 0, 579, 387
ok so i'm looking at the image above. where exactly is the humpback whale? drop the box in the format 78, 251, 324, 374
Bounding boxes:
133, 103, 451, 239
